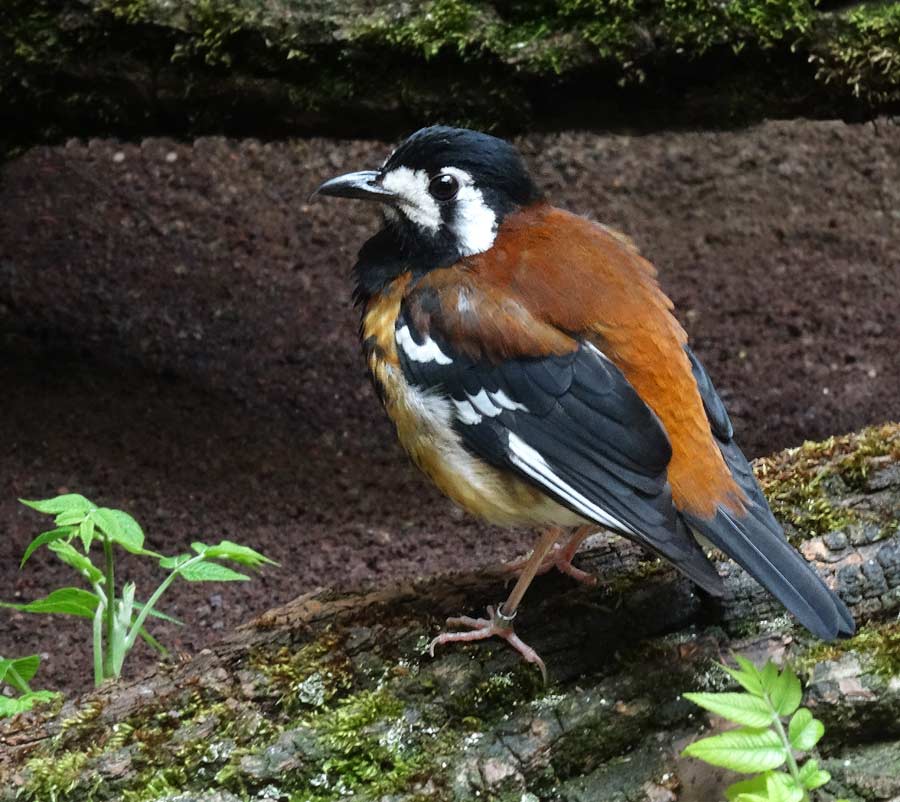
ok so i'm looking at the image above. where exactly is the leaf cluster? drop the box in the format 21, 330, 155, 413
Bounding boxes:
0, 654, 60, 719
2, 494, 278, 688
682, 657, 842, 802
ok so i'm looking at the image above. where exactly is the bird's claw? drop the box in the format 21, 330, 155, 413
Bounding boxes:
427, 604, 547, 682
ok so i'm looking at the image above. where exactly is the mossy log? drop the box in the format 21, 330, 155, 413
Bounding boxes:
1, 424, 899, 802
3, 1, 900, 155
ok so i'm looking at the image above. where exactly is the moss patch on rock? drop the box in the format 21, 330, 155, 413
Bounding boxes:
754, 422, 900, 542
3, 0, 900, 154
4, 614, 729, 801
803, 620, 900, 680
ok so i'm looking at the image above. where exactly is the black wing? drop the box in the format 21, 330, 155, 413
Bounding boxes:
684, 347, 855, 638
395, 309, 724, 594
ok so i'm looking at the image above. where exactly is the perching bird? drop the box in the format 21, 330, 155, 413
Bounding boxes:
312, 126, 854, 677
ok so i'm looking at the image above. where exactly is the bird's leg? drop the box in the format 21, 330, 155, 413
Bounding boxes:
428, 527, 561, 680
501, 525, 597, 586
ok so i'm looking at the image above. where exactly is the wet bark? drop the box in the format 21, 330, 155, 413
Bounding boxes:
1, 425, 899, 802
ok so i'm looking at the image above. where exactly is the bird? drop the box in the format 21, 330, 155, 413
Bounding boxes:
312, 125, 855, 678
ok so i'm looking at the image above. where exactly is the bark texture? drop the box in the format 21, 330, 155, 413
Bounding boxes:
1, 424, 899, 802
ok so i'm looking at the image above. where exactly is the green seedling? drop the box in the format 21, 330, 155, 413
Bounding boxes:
683, 657, 850, 802
0, 654, 60, 719
2, 494, 277, 687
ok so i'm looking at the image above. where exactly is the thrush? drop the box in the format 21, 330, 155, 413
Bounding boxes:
313, 126, 854, 678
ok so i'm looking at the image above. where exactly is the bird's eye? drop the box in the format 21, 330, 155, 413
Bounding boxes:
428, 173, 460, 202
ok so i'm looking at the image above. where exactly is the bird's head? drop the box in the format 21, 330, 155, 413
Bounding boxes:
313, 126, 542, 293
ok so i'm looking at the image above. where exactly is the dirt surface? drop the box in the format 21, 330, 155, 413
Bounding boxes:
0, 120, 897, 698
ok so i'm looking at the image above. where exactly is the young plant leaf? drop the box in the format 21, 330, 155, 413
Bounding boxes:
192, 540, 278, 568
0, 655, 40, 690
788, 708, 825, 751
728, 772, 802, 802
159, 553, 190, 570
20, 494, 92, 515
725, 772, 769, 800
798, 758, 831, 790
107, 509, 146, 550
0, 587, 100, 618
683, 692, 773, 729
682, 727, 787, 773
78, 516, 96, 551
20, 527, 75, 567
48, 542, 104, 584
93, 508, 147, 554
769, 665, 802, 716
110, 583, 137, 677
0, 690, 60, 719
765, 770, 804, 802
720, 656, 764, 696
54, 510, 89, 527
759, 660, 779, 693
176, 561, 249, 582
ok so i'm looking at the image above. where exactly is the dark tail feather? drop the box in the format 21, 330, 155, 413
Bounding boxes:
685, 504, 855, 640
658, 518, 727, 597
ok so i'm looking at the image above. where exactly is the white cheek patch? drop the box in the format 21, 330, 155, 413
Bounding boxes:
396, 325, 453, 365
381, 165, 498, 255
382, 166, 440, 232
441, 166, 498, 257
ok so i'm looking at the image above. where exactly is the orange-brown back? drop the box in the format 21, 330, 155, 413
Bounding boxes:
419, 203, 746, 518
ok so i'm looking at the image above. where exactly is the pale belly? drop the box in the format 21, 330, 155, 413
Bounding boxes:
360, 274, 584, 529
373, 358, 585, 528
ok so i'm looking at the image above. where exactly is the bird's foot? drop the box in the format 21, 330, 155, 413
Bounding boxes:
427, 605, 547, 682
501, 542, 597, 587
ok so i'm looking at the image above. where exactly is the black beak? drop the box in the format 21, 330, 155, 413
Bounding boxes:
309, 170, 397, 203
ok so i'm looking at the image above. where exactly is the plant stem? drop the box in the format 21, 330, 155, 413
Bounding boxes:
770, 705, 806, 801
92, 599, 104, 687
103, 537, 116, 678
91, 582, 109, 688
122, 554, 205, 655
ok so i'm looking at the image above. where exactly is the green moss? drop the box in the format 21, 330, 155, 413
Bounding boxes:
346, 0, 836, 86
537, 0, 816, 84
353, 0, 491, 59
249, 638, 355, 714
21, 750, 98, 802
296, 689, 420, 800
5, 0, 900, 150
605, 556, 670, 594
100, 0, 255, 67
448, 665, 544, 722
832, 423, 900, 491
800, 621, 900, 680
754, 423, 900, 541
57, 699, 105, 738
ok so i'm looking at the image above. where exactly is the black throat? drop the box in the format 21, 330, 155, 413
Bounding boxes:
351, 216, 461, 305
